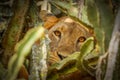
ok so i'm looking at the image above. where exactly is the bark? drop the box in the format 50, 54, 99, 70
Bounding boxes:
104, 7, 120, 80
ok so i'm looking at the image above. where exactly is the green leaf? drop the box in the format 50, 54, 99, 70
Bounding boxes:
86, 0, 105, 54
6, 26, 45, 80
49, 0, 78, 17
77, 37, 95, 75
95, 0, 114, 51
47, 52, 80, 80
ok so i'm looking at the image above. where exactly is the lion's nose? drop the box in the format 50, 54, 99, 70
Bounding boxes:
57, 52, 66, 60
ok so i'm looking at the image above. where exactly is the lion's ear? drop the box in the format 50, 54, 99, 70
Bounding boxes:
44, 16, 59, 30
39, 10, 59, 30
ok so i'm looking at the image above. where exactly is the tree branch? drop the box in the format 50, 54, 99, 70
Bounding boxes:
104, 7, 120, 80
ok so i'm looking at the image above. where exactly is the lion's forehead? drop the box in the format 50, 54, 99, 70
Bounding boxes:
49, 22, 89, 37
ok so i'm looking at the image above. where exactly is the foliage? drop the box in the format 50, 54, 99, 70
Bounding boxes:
6, 26, 44, 80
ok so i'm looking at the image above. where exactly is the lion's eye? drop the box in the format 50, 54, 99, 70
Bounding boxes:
77, 36, 86, 42
54, 30, 61, 38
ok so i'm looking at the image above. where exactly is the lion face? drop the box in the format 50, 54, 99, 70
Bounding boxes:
48, 17, 93, 65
